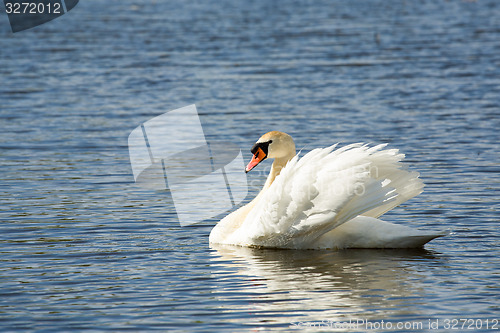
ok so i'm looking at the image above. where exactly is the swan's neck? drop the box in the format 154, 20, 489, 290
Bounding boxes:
263, 154, 294, 190
209, 151, 295, 243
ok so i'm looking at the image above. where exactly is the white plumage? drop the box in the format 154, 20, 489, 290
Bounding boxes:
209, 132, 445, 249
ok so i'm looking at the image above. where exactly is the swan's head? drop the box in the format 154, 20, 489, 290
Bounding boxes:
245, 131, 296, 173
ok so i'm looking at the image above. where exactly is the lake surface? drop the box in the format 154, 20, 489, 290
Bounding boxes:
1, 0, 499, 331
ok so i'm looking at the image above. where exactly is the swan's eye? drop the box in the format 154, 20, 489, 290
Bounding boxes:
250, 141, 271, 156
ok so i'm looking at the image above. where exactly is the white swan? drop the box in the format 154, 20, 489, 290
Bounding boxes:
209, 131, 446, 249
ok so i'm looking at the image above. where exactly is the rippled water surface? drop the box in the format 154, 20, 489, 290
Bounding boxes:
1, 0, 499, 331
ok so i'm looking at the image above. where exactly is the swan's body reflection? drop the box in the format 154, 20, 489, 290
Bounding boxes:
210, 244, 441, 325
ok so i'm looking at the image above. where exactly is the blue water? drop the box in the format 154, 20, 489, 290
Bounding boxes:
1, 0, 499, 331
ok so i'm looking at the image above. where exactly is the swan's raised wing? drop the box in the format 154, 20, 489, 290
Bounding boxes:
228, 143, 423, 249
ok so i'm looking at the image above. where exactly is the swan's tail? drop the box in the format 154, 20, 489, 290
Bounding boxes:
316, 216, 448, 249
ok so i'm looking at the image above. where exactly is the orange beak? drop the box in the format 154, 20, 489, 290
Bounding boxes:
245, 147, 266, 173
